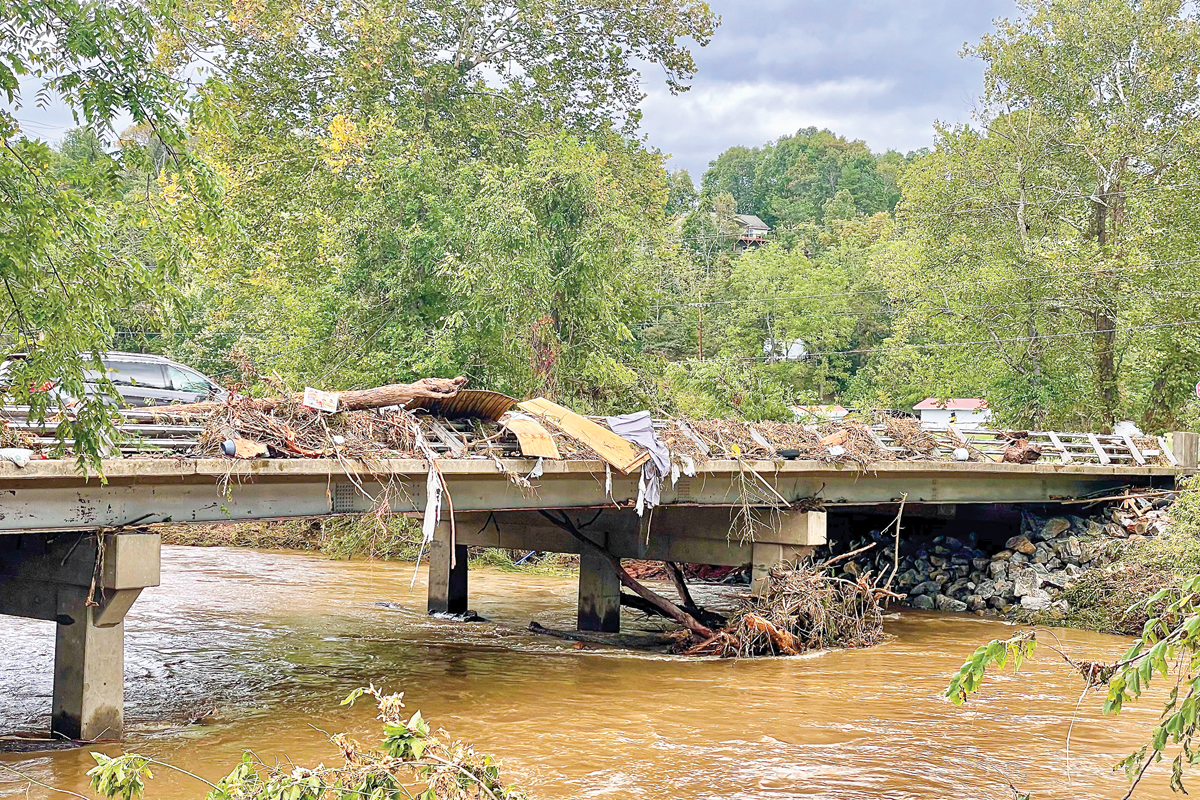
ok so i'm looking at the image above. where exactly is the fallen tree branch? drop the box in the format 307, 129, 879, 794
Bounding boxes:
537, 511, 715, 640
665, 561, 696, 609
154, 377, 469, 417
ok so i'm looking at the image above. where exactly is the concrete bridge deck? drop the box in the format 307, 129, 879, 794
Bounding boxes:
0, 453, 1190, 741
0, 456, 1183, 531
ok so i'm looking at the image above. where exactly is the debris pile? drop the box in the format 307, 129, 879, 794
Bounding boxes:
684, 555, 895, 657
828, 491, 1177, 618
0, 375, 1181, 470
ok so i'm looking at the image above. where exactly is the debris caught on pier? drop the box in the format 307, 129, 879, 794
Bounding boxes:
685, 555, 896, 658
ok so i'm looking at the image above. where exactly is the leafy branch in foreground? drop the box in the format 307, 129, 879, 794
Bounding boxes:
946, 574, 1200, 799
86, 685, 526, 800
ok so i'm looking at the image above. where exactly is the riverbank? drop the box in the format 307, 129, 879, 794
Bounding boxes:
158, 517, 579, 574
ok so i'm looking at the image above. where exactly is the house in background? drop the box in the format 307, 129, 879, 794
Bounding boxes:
793, 404, 850, 424
710, 212, 770, 246
733, 214, 770, 243
913, 398, 992, 429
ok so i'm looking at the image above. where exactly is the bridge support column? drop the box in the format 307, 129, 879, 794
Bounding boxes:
577, 547, 620, 632
427, 525, 468, 615
750, 510, 826, 594
53, 590, 127, 740
0, 531, 159, 740
751, 543, 813, 594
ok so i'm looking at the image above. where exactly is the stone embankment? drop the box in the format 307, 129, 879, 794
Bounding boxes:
835, 501, 1171, 617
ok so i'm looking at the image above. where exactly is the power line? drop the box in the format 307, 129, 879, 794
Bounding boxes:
637, 287, 1200, 329
914, 181, 1200, 218
666, 318, 1200, 363
651, 257, 1200, 310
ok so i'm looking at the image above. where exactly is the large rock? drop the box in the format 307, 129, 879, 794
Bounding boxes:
911, 595, 935, 610
991, 549, 1014, 561
1079, 540, 1103, 564
1021, 589, 1052, 611
1042, 517, 1071, 539
911, 580, 942, 597
1013, 568, 1040, 597
968, 595, 987, 612
993, 579, 1014, 599
1006, 534, 1037, 555
989, 560, 1009, 581
976, 579, 998, 600
1010, 552, 1030, 566
935, 594, 969, 613
1032, 543, 1052, 565
972, 557, 990, 572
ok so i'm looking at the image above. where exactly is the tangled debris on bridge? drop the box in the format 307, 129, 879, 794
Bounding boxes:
0, 378, 1181, 470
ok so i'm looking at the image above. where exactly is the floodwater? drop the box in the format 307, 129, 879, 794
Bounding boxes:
0, 545, 1176, 799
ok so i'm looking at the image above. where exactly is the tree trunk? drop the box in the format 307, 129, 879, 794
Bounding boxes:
152, 377, 468, 417
538, 512, 715, 640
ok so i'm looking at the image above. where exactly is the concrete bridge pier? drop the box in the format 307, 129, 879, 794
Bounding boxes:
427, 535, 468, 615
427, 508, 827, 633
0, 531, 160, 740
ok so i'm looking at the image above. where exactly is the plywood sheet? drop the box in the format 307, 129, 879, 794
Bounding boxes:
517, 398, 649, 473
501, 415, 561, 459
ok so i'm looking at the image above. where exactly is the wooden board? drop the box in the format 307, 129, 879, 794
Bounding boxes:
1087, 433, 1111, 465
1046, 431, 1073, 465
1122, 434, 1147, 466
1159, 436, 1179, 467
517, 398, 650, 473
501, 415, 561, 459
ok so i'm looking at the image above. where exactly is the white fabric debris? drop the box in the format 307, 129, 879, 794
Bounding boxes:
827, 445, 846, 457
679, 453, 697, 477
605, 463, 613, 502
0, 448, 32, 467
606, 411, 670, 474
1114, 420, 1144, 437
528, 457, 545, 479
421, 466, 442, 543
607, 411, 670, 517
670, 461, 680, 487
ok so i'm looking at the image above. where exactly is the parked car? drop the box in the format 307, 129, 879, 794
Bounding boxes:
0, 352, 227, 408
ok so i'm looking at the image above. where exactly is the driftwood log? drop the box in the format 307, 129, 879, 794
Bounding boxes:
537, 511, 716, 640
153, 377, 469, 417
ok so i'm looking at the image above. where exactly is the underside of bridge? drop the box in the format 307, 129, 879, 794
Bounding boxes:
426, 507, 828, 629
0, 452, 1188, 741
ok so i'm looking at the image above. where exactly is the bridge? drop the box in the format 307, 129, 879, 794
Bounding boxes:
0, 445, 1194, 742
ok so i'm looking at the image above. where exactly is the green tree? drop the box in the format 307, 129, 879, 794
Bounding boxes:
165, 0, 715, 410
664, 168, 699, 216
881, 0, 1200, 430
1, 0, 219, 464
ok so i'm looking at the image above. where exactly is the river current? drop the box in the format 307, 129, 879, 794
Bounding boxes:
0, 545, 1176, 799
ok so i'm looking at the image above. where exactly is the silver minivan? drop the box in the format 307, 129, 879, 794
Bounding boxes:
1, 352, 227, 408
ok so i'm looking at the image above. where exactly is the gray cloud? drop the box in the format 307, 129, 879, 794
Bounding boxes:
642, 0, 1015, 178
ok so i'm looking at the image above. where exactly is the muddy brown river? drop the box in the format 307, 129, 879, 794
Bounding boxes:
0, 546, 1176, 799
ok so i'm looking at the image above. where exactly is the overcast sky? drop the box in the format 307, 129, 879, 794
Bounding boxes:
13, 0, 1015, 178
640, 0, 1014, 178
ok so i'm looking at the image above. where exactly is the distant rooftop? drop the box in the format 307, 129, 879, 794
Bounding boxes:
913, 398, 989, 411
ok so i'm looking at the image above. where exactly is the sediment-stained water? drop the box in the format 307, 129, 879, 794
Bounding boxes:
0, 545, 1174, 798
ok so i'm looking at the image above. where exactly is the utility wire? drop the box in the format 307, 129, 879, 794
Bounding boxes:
636, 287, 1200, 328
666, 319, 1200, 363
651, 257, 1200, 310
